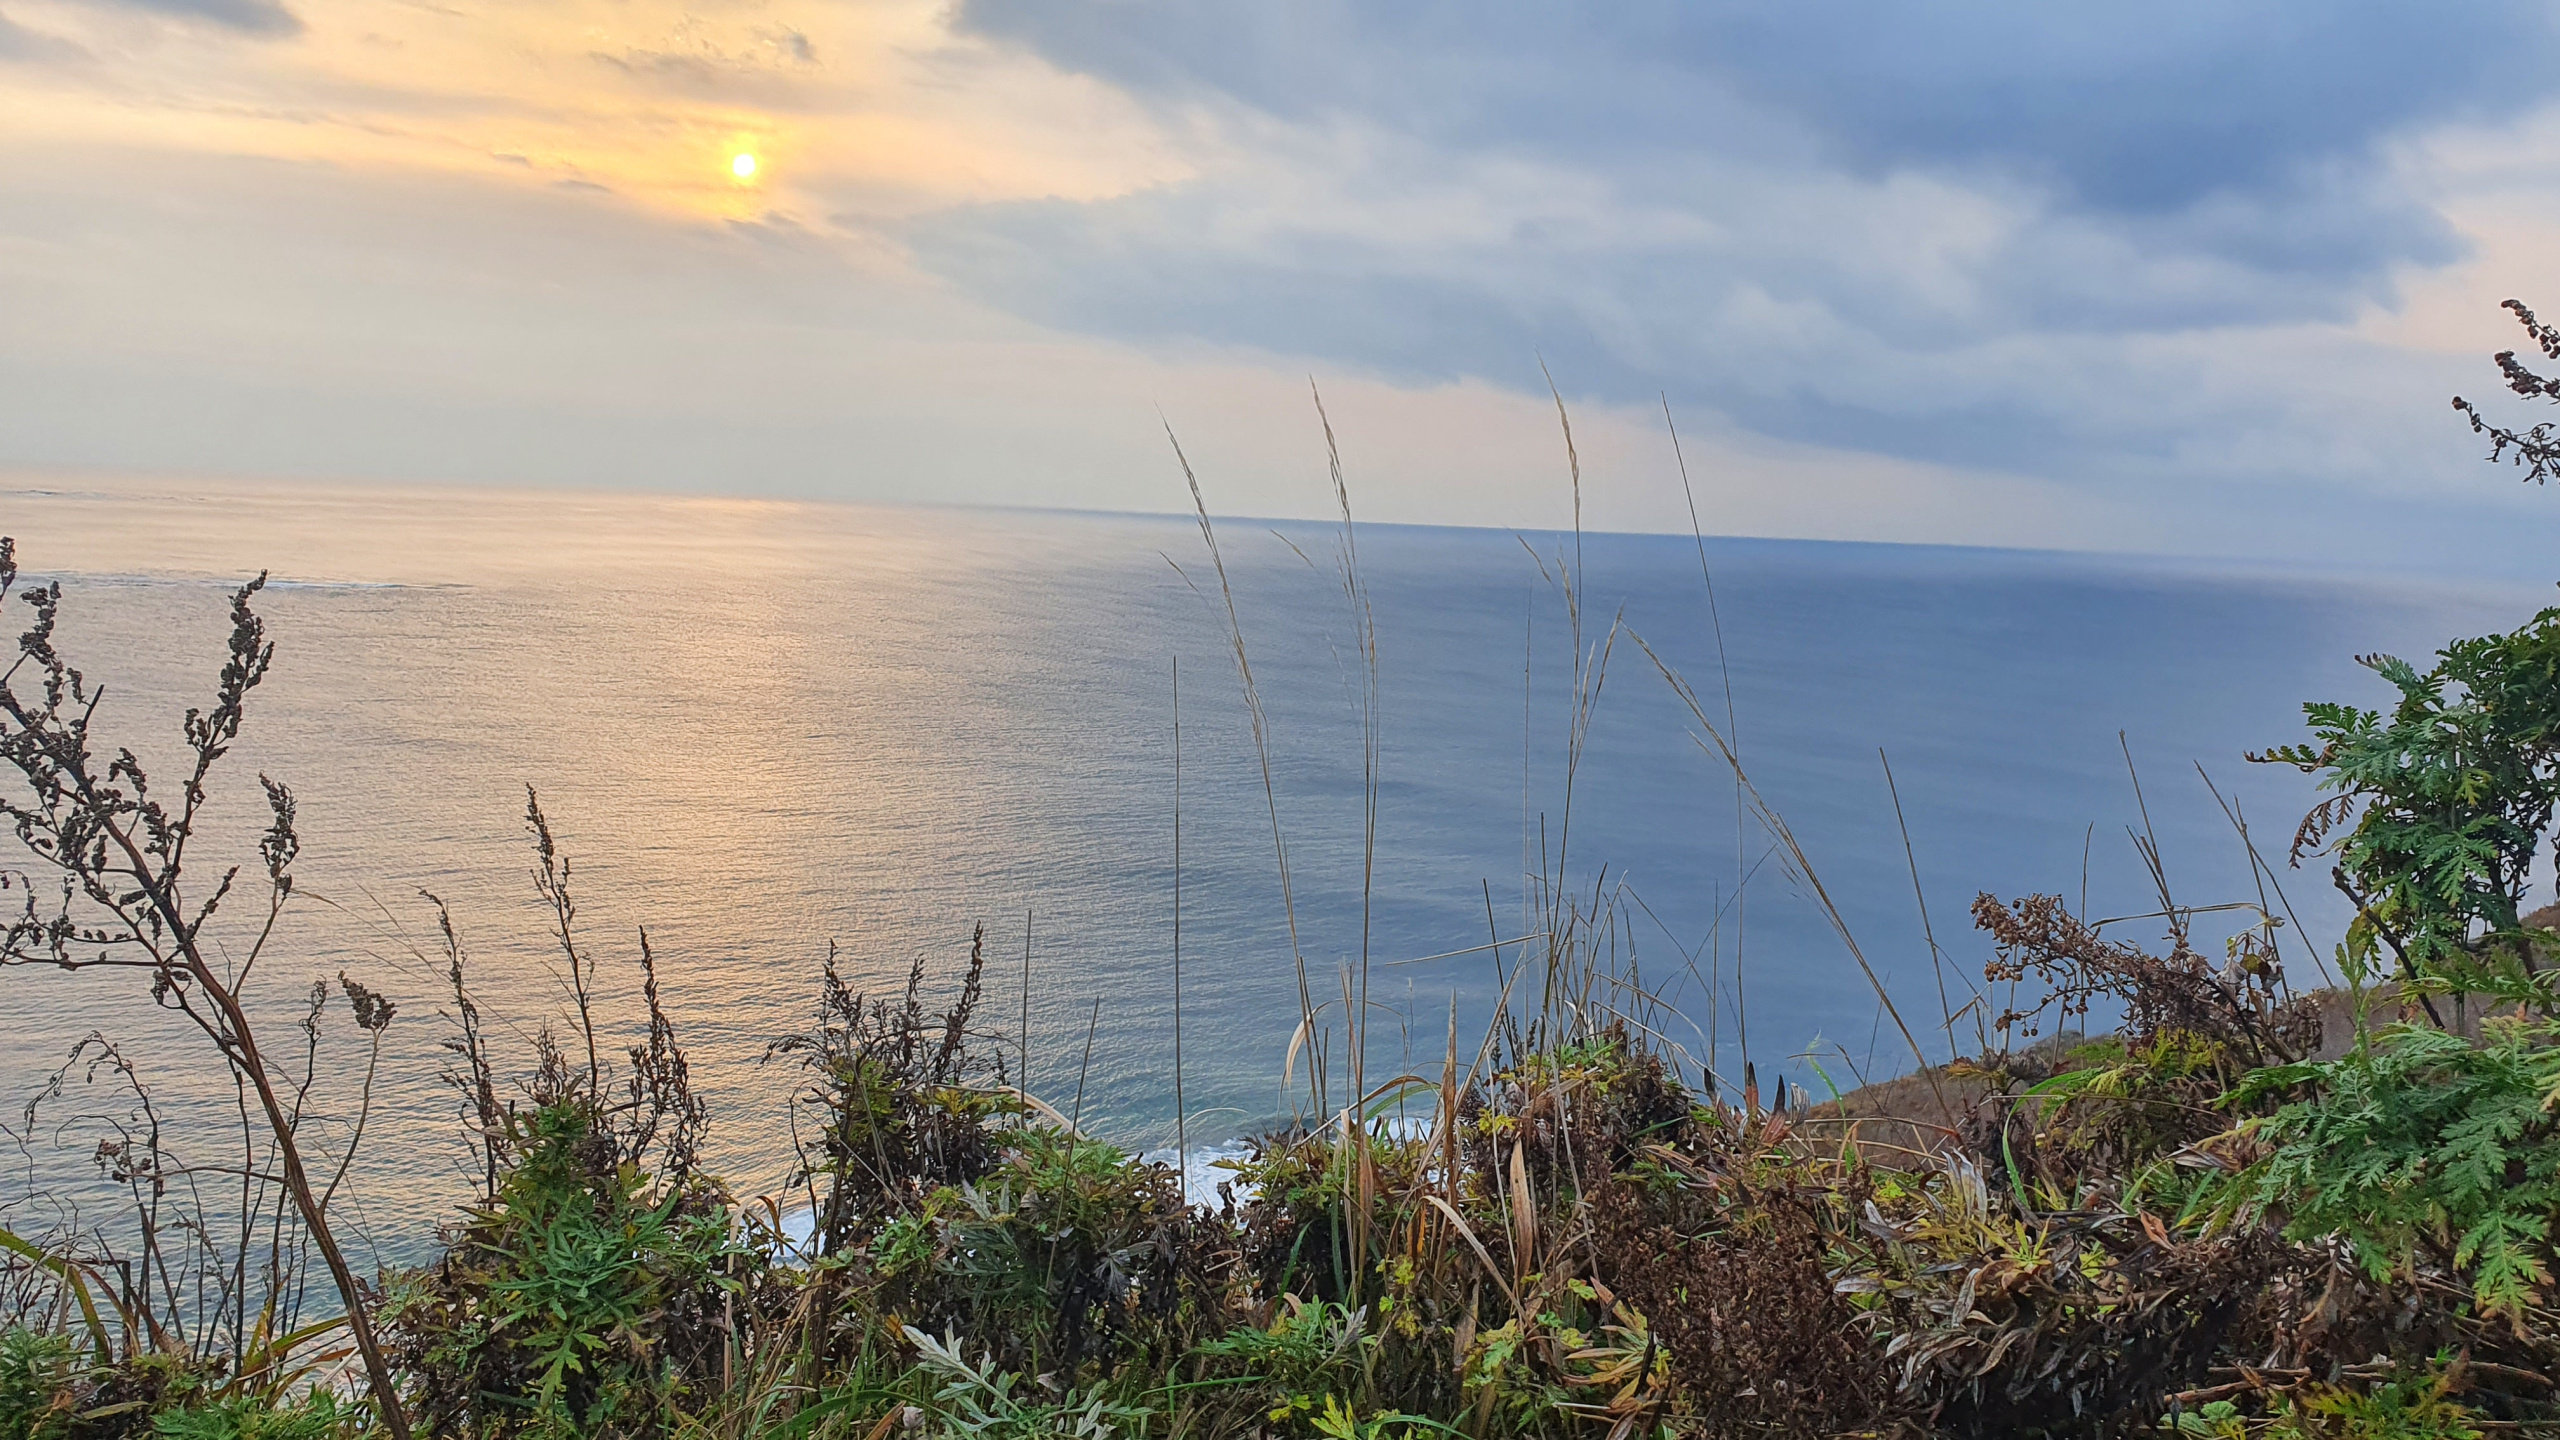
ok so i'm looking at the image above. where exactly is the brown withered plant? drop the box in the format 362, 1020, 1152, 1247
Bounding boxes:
0, 538, 413, 1439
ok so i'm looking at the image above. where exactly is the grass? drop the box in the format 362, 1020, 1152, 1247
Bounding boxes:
15, 312, 2560, 1436
1, 544, 2544, 1440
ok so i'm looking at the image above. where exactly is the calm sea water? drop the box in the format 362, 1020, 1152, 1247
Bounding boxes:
0, 477, 2537, 1259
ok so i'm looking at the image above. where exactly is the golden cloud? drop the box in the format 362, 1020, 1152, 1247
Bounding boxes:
0, 0, 1193, 223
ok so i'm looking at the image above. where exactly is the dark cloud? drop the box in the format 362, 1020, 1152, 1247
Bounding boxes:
899, 145, 2460, 474
1670, 2, 2557, 210
906, 1, 2552, 486
958, 1, 2558, 213
940, 1, 2538, 303
83, 0, 302, 36
902, 192, 2059, 474
767, 26, 815, 65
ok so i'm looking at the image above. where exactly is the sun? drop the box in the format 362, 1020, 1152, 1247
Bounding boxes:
730, 152, 758, 181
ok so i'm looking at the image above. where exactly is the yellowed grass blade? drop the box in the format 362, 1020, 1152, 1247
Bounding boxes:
1422, 1195, 1518, 1313
1508, 1144, 1537, 1281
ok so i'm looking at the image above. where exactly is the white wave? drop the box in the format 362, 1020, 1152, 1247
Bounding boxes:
1138, 1138, 1260, 1209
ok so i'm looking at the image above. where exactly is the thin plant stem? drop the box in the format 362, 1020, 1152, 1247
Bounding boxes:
1172, 655, 1187, 1185
1166, 421, 1320, 1115
1662, 394, 1749, 1080
1070, 998, 1102, 1133
1021, 909, 1033, 1104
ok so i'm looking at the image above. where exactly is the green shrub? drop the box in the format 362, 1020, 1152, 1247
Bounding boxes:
1189, 1298, 1393, 1435
2172, 1364, 2485, 1438
382, 1103, 740, 1438
2226, 1008, 2560, 1320
0, 1327, 359, 1440
0, 1327, 85, 1440
146, 1394, 360, 1440
2258, 606, 2560, 993
899, 1326, 1151, 1439
879, 1126, 1220, 1380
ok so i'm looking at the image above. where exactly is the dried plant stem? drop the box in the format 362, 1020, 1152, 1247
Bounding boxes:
115, 856, 408, 1437
1636, 631, 1952, 1124
1069, 998, 1102, 1132
1166, 420, 1320, 1115
1020, 908, 1033, 1101
0, 559, 413, 1438
1883, 748, 1983, 1058
1171, 655, 1187, 1181
1313, 380, 1382, 1285
1662, 394, 1750, 1079
320, 1016, 386, 1213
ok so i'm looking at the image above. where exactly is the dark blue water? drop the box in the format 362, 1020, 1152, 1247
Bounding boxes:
1, 479, 2536, 1249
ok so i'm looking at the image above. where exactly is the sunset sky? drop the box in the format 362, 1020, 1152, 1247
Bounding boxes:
8, 1, 2560, 570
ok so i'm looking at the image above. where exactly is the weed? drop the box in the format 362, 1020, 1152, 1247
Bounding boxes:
1, 1325, 87, 1440
0, 542, 406, 1436
147, 1393, 361, 1440
12, 298, 2560, 1438
2226, 1006, 2560, 1322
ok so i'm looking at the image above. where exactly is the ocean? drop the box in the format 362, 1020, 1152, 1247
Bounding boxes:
0, 476, 2537, 1257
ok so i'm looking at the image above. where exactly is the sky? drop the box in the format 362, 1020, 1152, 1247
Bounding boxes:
7, 0, 2560, 571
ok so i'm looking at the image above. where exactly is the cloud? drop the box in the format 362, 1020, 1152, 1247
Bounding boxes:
764, 25, 814, 66
957, 2, 2559, 211
894, 2, 2560, 512
937, 1, 2548, 327
588, 15, 824, 96
896, 132, 2439, 475
4, 0, 2559, 573
0, 7, 84, 57
82, 0, 302, 35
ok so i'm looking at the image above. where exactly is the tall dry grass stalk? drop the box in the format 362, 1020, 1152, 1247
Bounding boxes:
1660, 395, 1748, 1082
1163, 421, 1323, 1121
1636, 632, 1953, 1122
1170, 655, 1187, 1183
1884, 748, 1989, 1058
0, 549, 413, 1438
1312, 381, 1387, 1288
